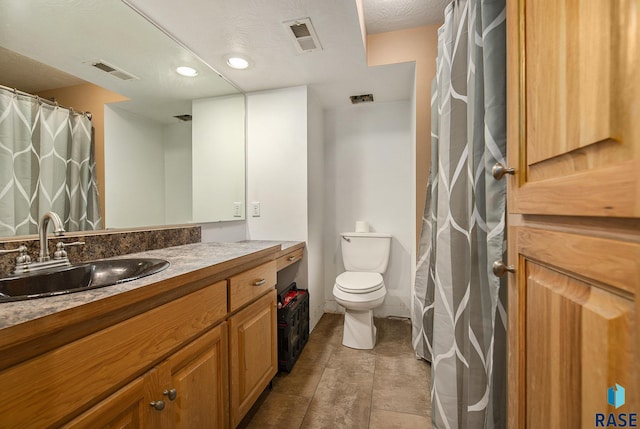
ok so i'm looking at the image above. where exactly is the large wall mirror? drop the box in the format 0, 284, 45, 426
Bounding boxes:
0, 0, 245, 237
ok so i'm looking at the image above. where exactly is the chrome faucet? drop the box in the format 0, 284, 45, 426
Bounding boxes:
2, 213, 83, 275
37, 212, 65, 262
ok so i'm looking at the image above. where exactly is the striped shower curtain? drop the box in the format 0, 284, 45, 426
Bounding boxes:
0, 88, 102, 236
412, 0, 507, 427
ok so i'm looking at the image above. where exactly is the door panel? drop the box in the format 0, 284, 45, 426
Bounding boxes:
508, 0, 640, 217
229, 290, 277, 427
508, 226, 639, 428
525, 262, 634, 428
525, 0, 612, 164
62, 377, 147, 429
162, 323, 229, 429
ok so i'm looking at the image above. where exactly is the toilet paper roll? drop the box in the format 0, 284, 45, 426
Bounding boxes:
355, 221, 369, 233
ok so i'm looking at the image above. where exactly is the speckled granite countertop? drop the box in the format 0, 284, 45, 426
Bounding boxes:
0, 240, 303, 331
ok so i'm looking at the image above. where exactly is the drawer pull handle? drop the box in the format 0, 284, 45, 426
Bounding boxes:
163, 388, 177, 401
287, 256, 296, 261
492, 260, 516, 277
254, 278, 266, 286
150, 400, 165, 411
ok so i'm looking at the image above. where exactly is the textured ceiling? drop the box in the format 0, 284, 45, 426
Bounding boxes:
0, 0, 445, 120
364, 0, 448, 34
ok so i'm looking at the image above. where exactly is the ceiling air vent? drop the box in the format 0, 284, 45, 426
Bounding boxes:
350, 94, 374, 104
173, 114, 192, 122
283, 18, 322, 53
87, 60, 139, 81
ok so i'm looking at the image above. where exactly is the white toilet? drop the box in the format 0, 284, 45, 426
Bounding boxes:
333, 231, 391, 349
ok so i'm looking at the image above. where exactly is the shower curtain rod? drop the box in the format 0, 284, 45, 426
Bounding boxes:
0, 83, 92, 120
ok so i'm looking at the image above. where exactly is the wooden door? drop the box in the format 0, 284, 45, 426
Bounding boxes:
159, 323, 229, 429
506, 0, 640, 427
228, 290, 277, 427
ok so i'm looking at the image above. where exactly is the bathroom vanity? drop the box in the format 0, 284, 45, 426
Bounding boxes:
0, 240, 304, 429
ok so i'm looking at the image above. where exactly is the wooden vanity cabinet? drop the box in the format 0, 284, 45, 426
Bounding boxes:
64, 260, 280, 429
0, 280, 228, 429
63, 322, 228, 429
0, 250, 286, 429
227, 260, 278, 427
229, 290, 278, 427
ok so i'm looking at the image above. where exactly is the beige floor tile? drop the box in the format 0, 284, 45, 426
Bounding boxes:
372, 318, 416, 357
300, 367, 374, 428
307, 313, 344, 347
375, 354, 431, 378
295, 340, 336, 369
312, 367, 373, 401
301, 396, 370, 429
243, 392, 310, 429
372, 366, 430, 416
272, 361, 325, 398
325, 345, 376, 373
369, 409, 432, 429
372, 341, 431, 418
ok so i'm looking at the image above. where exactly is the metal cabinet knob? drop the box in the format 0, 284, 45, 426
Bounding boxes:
163, 388, 177, 401
150, 400, 165, 411
287, 256, 296, 261
253, 278, 266, 286
492, 163, 515, 180
492, 260, 515, 277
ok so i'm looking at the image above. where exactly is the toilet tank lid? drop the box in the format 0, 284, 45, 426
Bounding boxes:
340, 232, 391, 238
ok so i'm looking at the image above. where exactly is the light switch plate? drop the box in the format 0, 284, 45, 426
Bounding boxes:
251, 202, 260, 217
233, 202, 242, 217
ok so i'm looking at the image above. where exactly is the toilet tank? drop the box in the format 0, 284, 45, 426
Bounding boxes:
340, 232, 392, 273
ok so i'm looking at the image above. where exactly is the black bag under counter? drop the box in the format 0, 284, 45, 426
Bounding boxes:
276, 282, 309, 372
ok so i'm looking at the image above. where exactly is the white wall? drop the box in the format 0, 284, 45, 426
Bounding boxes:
246, 86, 308, 241
164, 121, 192, 225
192, 94, 245, 223
306, 90, 326, 329
200, 221, 247, 242
246, 85, 327, 331
323, 100, 413, 317
104, 106, 166, 229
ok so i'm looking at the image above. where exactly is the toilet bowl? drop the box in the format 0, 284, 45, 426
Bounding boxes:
333, 232, 391, 350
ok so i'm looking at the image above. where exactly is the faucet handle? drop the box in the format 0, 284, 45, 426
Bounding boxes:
0, 245, 31, 268
54, 241, 85, 260
0, 244, 27, 255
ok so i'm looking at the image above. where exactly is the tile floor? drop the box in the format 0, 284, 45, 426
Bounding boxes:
239, 313, 432, 429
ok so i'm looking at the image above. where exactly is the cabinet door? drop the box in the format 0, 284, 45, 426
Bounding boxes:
507, 0, 639, 217
509, 228, 638, 427
228, 290, 277, 427
158, 322, 229, 429
62, 377, 148, 429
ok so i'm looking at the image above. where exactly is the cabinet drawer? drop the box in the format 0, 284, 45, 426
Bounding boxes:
276, 248, 303, 271
229, 261, 277, 312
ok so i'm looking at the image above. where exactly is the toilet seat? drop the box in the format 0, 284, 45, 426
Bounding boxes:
335, 272, 383, 294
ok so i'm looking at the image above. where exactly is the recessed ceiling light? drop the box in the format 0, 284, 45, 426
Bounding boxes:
176, 66, 198, 77
226, 56, 250, 70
